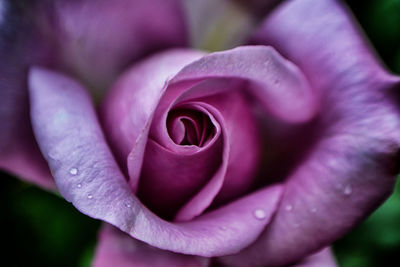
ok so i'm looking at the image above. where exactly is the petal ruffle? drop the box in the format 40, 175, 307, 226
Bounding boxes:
93, 224, 209, 267
29, 66, 283, 256
219, 0, 400, 266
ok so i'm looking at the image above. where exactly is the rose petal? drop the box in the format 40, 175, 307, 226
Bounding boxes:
0, 0, 54, 189
29, 66, 283, 256
292, 247, 337, 267
219, 0, 400, 265
139, 78, 261, 222
138, 107, 223, 219
47, 0, 187, 96
172, 46, 317, 123
93, 224, 209, 267
100, 49, 206, 189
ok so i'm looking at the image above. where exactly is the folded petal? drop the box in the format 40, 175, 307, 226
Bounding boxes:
140, 78, 261, 222
100, 49, 205, 185
0, 0, 54, 189
47, 0, 187, 96
29, 66, 283, 256
172, 46, 317, 123
219, 0, 400, 265
93, 224, 209, 267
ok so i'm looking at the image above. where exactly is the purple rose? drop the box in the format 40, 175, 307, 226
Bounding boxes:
2, 0, 400, 266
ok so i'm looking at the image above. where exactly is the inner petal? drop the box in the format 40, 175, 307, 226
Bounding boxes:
138, 105, 222, 220
167, 108, 216, 147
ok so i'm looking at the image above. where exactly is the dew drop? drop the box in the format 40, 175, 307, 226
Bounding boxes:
125, 203, 131, 208
343, 184, 352, 195
219, 226, 228, 231
293, 222, 300, 228
69, 168, 78, 175
87, 194, 93, 199
310, 207, 317, 213
285, 205, 293, 211
48, 151, 57, 160
77, 183, 82, 188
253, 209, 267, 220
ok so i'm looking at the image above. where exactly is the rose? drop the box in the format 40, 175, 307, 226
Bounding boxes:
2, 0, 400, 266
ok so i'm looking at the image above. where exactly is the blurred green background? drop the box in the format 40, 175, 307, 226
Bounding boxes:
1, 0, 400, 266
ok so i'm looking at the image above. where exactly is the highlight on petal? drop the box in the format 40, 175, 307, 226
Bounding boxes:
29, 66, 283, 256
93, 224, 209, 267
47, 0, 187, 96
0, 0, 54, 189
217, 0, 400, 266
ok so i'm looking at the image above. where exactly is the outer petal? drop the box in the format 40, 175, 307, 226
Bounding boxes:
93, 224, 209, 267
220, 0, 400, 266
0, 0, 55, 189
47, 0, 187, 96
29, 67, 283, 256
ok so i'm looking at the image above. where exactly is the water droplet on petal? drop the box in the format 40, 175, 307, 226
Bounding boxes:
77, 183, 82, 188
48, 151, 57, 160
343, 184, 352, 195
285, 205, 293, 211
219, 226, 227, 231
310, 207, 317, 213
293, 222, 300, 228
87, 194, 93, 199
125, 203, 131, 208
253, 209, 266, 220
69, 168, 78, 175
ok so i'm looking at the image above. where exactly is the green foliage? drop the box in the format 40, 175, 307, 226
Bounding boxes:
335, 179, 400, 267
346, 0, 400, 73
1, 174, 100, 267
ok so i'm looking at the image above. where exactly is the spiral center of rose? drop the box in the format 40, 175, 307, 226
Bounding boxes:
167, 108, 216, 147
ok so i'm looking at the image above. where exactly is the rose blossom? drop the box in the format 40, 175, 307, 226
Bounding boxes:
2, 0, 400, 266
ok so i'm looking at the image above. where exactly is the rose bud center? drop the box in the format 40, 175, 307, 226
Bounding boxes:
167, 107, 216, 147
